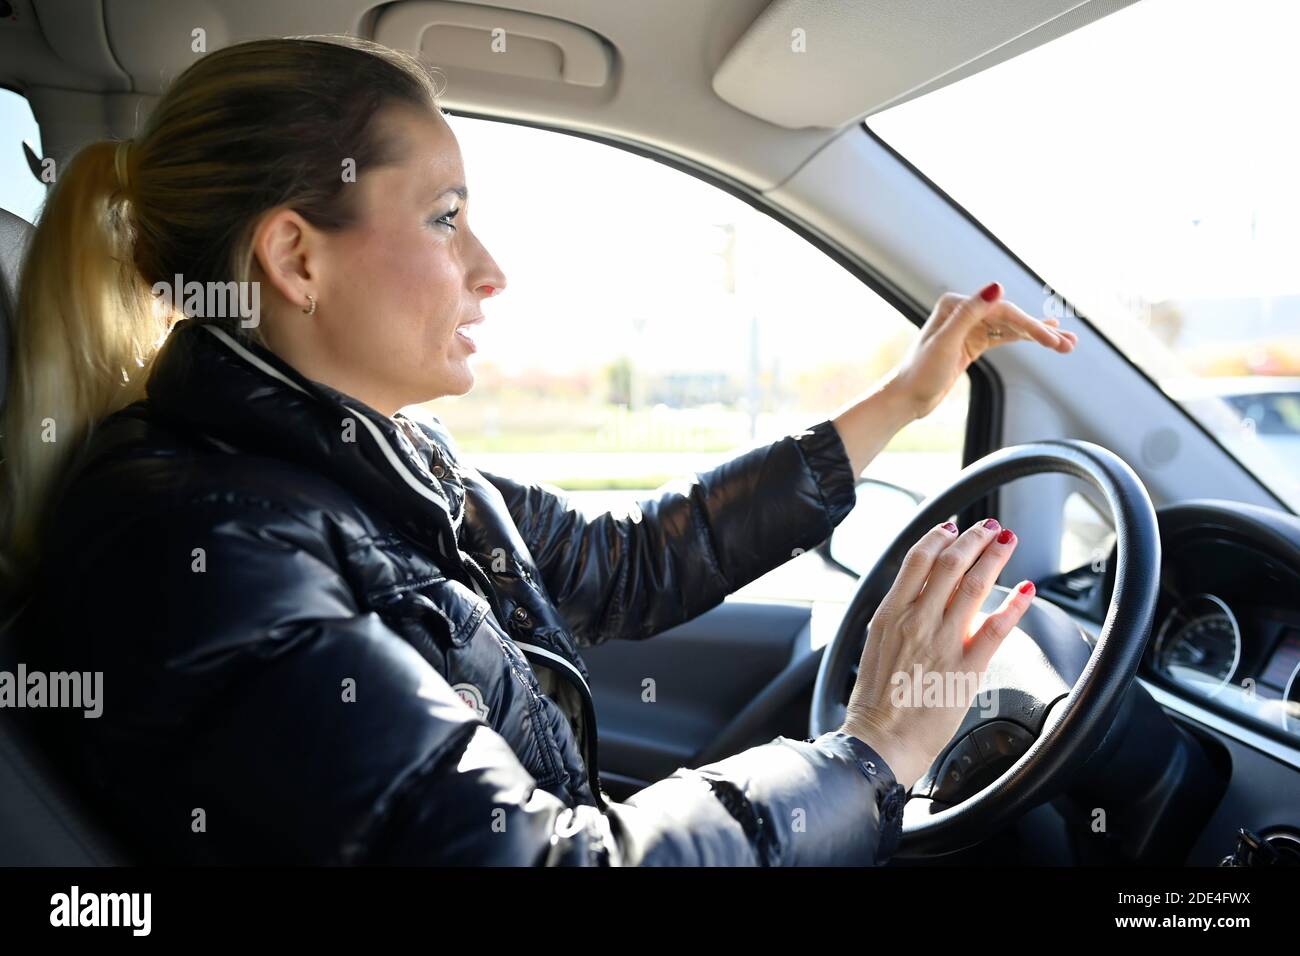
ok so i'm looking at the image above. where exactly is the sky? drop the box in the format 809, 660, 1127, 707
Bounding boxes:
870, 0, 1300, 311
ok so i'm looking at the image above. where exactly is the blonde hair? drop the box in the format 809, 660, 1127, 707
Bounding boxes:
0, 36, 444, 592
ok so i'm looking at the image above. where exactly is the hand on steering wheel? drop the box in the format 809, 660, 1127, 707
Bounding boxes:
841, 518, 1037, 790
811, 440, 1160, 859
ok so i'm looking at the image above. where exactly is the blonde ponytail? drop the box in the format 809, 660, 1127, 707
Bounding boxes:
0, 140, 168, 591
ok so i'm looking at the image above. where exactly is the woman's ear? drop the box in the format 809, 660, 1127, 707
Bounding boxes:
251, 207, 320, 312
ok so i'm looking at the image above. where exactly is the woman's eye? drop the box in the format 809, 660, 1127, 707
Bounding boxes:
430, 206, 461, 231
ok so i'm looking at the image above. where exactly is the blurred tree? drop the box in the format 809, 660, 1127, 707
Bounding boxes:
606, 355, 633, 407
792, 329, 912, 410
1147, 300, 1185, 348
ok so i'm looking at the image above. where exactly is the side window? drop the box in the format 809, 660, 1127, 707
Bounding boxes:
0, 88, 44, 224
429, 116, 968, 538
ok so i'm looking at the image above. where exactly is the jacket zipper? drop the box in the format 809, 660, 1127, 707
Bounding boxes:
512, 641, 606, 811
460, 557, 608, 812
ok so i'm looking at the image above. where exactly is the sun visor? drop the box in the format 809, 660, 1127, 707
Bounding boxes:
712, 0, 1132, 130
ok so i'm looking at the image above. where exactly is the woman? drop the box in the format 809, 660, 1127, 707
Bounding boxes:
0, 36, 1076, 865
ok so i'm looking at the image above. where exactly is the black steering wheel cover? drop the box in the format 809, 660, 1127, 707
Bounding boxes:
810, 439, 1160, 857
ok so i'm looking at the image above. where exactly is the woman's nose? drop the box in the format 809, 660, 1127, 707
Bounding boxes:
466, 228, 507, 298
472, 259, 505, 299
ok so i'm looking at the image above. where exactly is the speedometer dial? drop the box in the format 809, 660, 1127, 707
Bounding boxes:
1154, 593, 1242, 697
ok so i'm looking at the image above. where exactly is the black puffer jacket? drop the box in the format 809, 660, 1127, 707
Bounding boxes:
26, 316, 907, 865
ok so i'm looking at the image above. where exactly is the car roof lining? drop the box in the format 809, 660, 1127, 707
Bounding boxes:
5, 0, 1134, 191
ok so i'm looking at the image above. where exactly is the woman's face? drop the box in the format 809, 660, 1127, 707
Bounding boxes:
255, 103, 506, 416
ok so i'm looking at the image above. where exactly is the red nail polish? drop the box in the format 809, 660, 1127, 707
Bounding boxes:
996, 528, 1014, 544
941, 521, 958, 533
979, 282, 1002, 303
983, 518, 1000, 530
1018, 580, 1035, 595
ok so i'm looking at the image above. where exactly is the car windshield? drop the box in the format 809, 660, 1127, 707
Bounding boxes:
869, 0, 1300, 513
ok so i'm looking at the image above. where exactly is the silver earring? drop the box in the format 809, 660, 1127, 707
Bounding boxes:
302, 294, 317, 316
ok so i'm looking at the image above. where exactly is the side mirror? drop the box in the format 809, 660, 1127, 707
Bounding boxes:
827, 477, 925, 578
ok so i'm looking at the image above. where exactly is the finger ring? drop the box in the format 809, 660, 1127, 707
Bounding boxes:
987, 326, 1004, 339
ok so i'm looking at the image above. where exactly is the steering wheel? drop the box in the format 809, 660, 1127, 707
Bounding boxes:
810, 440, 1160, 859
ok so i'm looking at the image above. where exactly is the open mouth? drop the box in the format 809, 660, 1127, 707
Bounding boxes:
454, 324, 479, 352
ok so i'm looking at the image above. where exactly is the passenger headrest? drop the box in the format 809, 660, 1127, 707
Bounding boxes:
0, 208, 34, 413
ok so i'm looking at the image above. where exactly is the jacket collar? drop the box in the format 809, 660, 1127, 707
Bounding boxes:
145, 318, 471, 581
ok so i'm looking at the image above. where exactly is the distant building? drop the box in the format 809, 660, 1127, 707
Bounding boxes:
647, 370, 740, 407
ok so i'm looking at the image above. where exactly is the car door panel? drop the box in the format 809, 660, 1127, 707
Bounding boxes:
580, 600, 813, 798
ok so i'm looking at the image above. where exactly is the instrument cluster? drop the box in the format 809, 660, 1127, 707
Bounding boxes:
1144, 528, 1300, 744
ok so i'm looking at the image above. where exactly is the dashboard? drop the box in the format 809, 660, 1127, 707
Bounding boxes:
1043, 498, 1300, 753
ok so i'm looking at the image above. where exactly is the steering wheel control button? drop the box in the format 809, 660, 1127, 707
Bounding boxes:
933, 734, 984, 802
973, 721, 1035, 765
